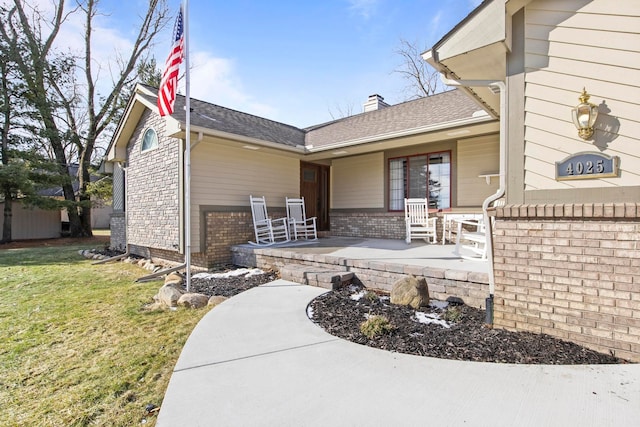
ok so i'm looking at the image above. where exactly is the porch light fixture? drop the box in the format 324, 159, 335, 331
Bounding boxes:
571, 88, 598, 140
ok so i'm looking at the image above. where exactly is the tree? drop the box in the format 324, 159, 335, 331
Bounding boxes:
393, 38, 441, 99
0, 0, 170, 237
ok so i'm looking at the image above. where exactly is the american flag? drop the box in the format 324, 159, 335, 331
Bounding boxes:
157, 6, 185, 116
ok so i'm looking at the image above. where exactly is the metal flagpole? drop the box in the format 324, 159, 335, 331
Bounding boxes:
183, 0, 192, 292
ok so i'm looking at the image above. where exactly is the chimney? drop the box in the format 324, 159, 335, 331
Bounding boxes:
363, 94, 389, 112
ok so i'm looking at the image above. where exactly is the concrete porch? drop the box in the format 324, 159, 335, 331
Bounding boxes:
231, 237, 492, 309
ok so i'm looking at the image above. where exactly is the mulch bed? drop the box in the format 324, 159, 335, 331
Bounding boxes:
308, 284, 627, 365
187, 268, 278, 298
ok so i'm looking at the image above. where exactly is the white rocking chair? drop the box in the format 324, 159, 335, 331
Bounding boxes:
286, 197, 317, 240
453, 199, 505, 260
404, 198, 437, 244
454, 218, 488, 260
249, 195, 290, 245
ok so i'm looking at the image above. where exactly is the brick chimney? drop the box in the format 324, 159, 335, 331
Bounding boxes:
363, 94, 390, 112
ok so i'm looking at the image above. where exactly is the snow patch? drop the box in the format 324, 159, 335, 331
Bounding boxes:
350, 291, 366, 301
413, 311, 451, 329
192, 268, 265, 280
429, 300, 449, 310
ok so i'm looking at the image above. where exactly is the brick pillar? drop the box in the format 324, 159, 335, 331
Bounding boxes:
491, 203, 640, 362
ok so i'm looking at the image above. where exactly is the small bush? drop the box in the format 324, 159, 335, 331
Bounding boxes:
443, 306, 462, 323
364, 291, 379, 303
360, 315, 394, 339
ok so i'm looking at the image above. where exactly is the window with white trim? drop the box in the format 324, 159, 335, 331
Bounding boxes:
389, 151, 451, 210
141, 128, 158, 152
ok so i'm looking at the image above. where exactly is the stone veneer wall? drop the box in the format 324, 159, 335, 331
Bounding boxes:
126, 110, 181, 255
109, 212, 126, 251
492, 203, 640, 362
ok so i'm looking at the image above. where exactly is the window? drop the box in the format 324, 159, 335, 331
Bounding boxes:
141, 128, 158, 152
389, 151, 451, 211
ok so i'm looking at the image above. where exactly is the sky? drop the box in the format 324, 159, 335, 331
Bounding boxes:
32, 0, 482, 128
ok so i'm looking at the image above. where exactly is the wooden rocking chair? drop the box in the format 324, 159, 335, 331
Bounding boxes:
249, 195, 290, 245
286, 197, 317, 240
404, 198, 437, 244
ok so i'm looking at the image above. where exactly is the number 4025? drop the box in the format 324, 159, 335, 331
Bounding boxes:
566, 159, 604, 175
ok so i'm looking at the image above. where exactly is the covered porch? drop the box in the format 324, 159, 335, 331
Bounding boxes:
231, 237, 491, 309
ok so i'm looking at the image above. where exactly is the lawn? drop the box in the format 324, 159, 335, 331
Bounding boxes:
0, 240, 208, 426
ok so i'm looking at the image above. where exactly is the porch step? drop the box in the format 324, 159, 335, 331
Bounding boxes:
280, 264, 353, 290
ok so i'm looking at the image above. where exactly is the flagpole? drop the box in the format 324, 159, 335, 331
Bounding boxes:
183, 0, 192, 292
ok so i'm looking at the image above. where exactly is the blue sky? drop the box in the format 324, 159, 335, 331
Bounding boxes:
75, 0, 482, 128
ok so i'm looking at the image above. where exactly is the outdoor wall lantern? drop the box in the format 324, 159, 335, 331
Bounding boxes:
571, 88, 599, 140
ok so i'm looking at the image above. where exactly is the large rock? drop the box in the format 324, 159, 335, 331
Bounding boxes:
165, 272, 184, 286
390, 275, 430, 309
177, 293, 209, 309
155, 284, 184, 307
208, 295, 228, 307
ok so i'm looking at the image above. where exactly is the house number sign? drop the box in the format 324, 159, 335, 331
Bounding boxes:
556, 152, 619, 181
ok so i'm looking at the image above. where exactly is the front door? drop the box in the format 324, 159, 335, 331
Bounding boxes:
300, 162, 329, 230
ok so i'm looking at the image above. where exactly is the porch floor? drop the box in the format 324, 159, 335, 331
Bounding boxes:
231, 237, 491, 308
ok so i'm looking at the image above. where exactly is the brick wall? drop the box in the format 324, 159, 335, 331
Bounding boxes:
330, 211, 405, 239
331, 210, 449, 241
492, 203, 640, 362
202, 209, 256, 266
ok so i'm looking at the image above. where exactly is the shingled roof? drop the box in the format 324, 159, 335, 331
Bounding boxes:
304, 89, 485, 148
140, 85, 305, 148
139, 84, 489, 151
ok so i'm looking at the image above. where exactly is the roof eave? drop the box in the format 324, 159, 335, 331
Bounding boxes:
424, 0, 510, 114
167, 124, 307, 155
305, 113, 495, 154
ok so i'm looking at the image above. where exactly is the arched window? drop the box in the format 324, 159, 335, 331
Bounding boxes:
141, 128, 158, 152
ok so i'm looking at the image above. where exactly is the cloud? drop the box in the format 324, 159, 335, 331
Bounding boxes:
187, 51, 278, 121
347, 0, 380, 20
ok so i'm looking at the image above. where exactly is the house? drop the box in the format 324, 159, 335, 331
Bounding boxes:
106, 0, 638, 361
105, 84, 499, 266
425, 0, 640, 361
0, 164, 113, 241
44, 164, 113, 231
0, 201, 61, 240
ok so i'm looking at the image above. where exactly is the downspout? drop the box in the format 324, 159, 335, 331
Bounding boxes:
95, 161, 131, 264
440, 76, 507, 324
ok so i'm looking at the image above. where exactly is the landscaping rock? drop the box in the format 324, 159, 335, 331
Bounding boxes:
143, 302, 166, 311
390, 275, 429, 309
165, 273, 184, 286
207, 295, 228, 307
155, 284, 184, 307
177, 293, 209, 309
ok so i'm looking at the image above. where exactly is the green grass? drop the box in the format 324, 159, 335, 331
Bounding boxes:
0, 243, 208, 426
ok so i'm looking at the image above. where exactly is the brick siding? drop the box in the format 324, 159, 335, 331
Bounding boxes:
331, 210, 446, 241
492, 203, 640, 362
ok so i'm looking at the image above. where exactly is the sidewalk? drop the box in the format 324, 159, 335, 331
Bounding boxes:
157, 280, 640, 427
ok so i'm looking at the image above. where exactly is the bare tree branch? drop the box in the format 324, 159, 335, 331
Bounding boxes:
393, 38, 440, 99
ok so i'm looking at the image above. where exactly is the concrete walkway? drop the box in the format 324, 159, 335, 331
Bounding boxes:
157, 280, 640, 427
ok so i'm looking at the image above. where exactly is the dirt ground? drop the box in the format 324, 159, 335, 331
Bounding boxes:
0, 235, 109, 250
